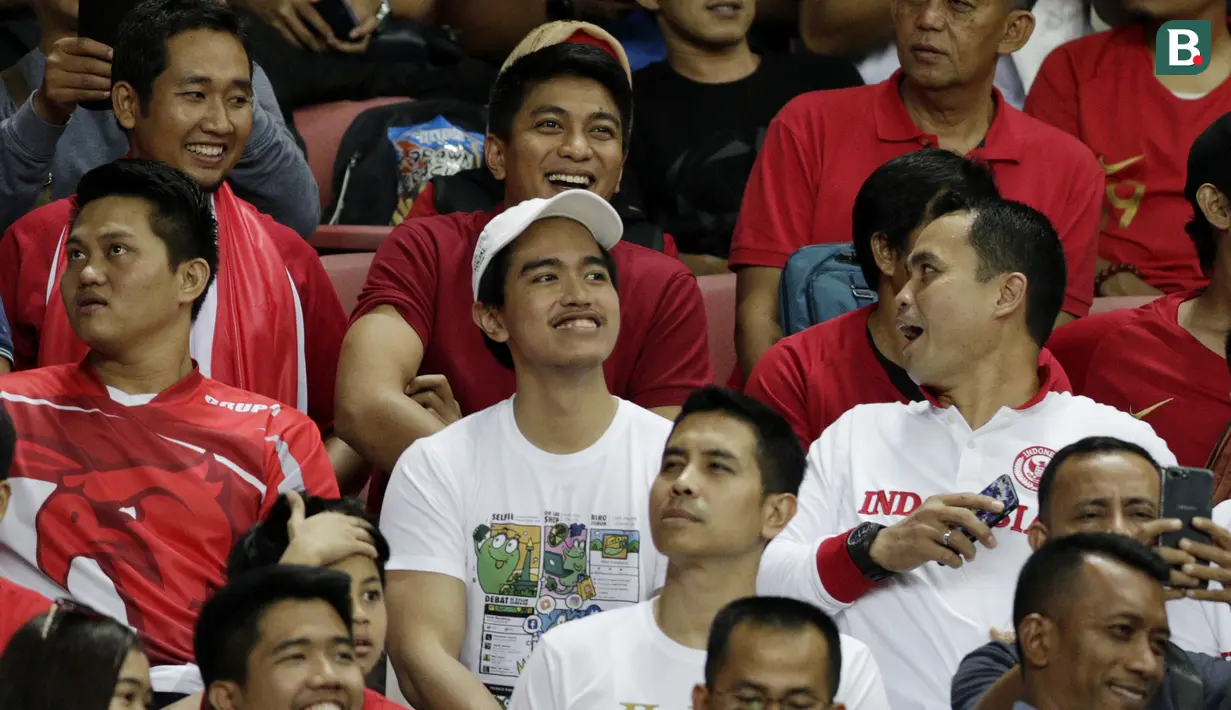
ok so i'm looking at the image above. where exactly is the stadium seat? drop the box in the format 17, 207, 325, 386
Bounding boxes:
321, 252, 376, 316
1089, 296, 1160, 315
309, 225, 394, 253
697, 273, 737, 384
295, 97, 406, 208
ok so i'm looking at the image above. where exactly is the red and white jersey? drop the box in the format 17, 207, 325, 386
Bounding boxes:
0, 361, 339, 693
758, 364, 1175, 710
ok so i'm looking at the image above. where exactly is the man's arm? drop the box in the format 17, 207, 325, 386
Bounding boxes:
625, 269, 714, 410
951, 641, 1021, 710
735, 266, 784, 380
262, 412, 341, 515
799, 0, 893, 57
386, 571, 502, 710
0, 296, 12, 374
226, 63, 320, 237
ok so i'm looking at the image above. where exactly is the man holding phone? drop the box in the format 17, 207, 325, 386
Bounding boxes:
0, 0, 319, 236
758, 196, 1177, 710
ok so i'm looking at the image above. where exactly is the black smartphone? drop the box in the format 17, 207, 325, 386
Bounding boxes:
1160, 466, 1215, 589
77, 0, 142, 111
964, 474, 1020, 543
313, 0, 360, 41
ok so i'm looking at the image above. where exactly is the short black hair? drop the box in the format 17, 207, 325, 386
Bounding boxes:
852, 149, 1000, 288
73, 159, 219, 321
0, 403, 14, 482
705, 596, 842, 699
227, 493, 390, 585
1012, 533, 1169, 669
475, 234, 619, 370
113, 0, 252, 115
1037, 436, 1162, 525
488, 42, 633, 152
672, 386, 806, 496
0, 604, 143, 710
927, 195, 1067, 346
195, 565, 354, 689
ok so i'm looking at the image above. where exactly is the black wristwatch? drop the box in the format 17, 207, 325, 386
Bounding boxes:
546, 0, 576, 20
847, 522, 895, 583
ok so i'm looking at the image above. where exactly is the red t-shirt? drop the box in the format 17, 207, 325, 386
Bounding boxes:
363, 689, 404, 709
0, 198, 347, 432
1047, 291, 1231, 467
747, 305, 1072, 448
0, 577, 52, 651
1025, 26, 1231, 292
352, 209, 713, 511
730, 70, 1102, 318
0, 362, 340, 670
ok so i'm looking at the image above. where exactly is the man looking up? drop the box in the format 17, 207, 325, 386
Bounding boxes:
0, 159, 339, 703
0, 0, 347, 441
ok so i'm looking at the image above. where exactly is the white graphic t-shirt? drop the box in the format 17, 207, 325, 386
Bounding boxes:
380, 396, 673, 706
508, 600, 892, 710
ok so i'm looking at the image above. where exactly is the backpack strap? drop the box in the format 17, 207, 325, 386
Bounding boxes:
1165, 640, 1203, 710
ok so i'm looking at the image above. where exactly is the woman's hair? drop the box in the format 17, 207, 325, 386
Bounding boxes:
0, 601, 145, 710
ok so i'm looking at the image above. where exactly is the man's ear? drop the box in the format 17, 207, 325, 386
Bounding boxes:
993, 272, 1028, 322
1197, 184, 1231, 232
178, 258, 211, 310
999, 9, 1036, 55
0, 480, 10, 524
471, 302, 510, 344
637, 0, 661, 11
1018, 614, 1055, 670
112, 81, 140, 131
691, 684, 709, 710
206, 682, 243, 710
1027, 520, 1049, 552
870, 233, 897, 279
762, 493, 797, 541
486, 134, 507, 182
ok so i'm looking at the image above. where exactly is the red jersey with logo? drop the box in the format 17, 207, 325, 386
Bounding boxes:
0, 577, 51, 651
1025, 26, 1231, 292
0, 362, 339, 675
730, 71, 1102, 318
353, 209, 713, 512
0, 194, 347, 431
1047, 291, 1231, 468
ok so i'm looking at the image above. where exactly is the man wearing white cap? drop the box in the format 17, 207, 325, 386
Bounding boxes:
379, 188, 674, 710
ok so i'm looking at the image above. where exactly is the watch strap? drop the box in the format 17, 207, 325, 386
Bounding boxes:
846, 522, 894, 583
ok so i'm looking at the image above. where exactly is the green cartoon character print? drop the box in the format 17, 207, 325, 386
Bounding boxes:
474, 524, 521, 594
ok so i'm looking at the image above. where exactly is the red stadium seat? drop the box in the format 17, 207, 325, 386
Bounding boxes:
1089, 296, 1160, 314
697, 273, 737, 384
295, 97, 406, 208
321, 252, 375, 316
308, 225, 394, 253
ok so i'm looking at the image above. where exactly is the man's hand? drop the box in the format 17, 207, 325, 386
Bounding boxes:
233, 0, 378, 53
1176, 517, 1231, 603
405, 374, 462, 428
868, 493, 1003, 573
989, 627, 1016, 644
1135, 517, 1198, 599
278, 490, 378, 567
1098, 270, 1164, 298
34, 37, 113, 126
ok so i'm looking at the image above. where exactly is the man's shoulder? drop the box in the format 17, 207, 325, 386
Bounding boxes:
617, 398, 676, 436
1002, 103, 1100, 172
779, 306, 873, 362
373, 210, 488, 268
0, 362, 78, 394
7, 196, 73, 243
1050, 306, 1150, 353
196, 376, 315, 430
611, 240, 691, 281
1052, 25, 1143, 68
775, 81, 880, 127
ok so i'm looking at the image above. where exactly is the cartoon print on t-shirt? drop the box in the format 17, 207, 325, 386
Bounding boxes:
473, 524, 540, 595
542, 523, 588, 595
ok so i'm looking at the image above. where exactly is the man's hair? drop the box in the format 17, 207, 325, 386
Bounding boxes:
672, 386, 806, 496
488, 42, 633, 152
0, 403, 14, 482
474, 236, 619, 370
73, 159, 219, 321
852, 149, 1000, 288
927, 195, 1067, 346
227, 493, 390, 585
705, 596, 842, 699
113, 0, 252, 115
1012, 533, 1170, 669
1036, 436, 1162, 525
195, 565, 354, 689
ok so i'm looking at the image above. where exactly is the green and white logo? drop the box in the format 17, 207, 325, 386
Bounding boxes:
1156, 20, 1211, 75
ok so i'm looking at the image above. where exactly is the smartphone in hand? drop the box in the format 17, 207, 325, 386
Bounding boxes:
313, 0, 360, 41
76, 0, 142, 111
963, 474, 1020, 543
1160, 466, 1215, 589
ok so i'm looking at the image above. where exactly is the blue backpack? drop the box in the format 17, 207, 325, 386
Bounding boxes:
779, 243, 878, 337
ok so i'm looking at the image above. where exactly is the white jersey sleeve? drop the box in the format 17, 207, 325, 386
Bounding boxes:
507, 635, 564, 710
378, 437, 468, 579
836, 634, 891, 710
758, 411, 857, 614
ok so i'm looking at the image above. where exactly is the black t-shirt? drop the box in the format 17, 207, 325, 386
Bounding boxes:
627, 52, 862, 258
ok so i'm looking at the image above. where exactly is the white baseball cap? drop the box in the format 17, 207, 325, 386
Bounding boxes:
472, 190, 623, 300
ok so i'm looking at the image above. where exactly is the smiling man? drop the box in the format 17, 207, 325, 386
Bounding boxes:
337, 21, 711, 507
0, 0, 347, 440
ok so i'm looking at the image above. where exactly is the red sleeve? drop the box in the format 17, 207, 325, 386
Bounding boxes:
626, 269, 713, 409
729, 100, 821, 269
0, 580, 52, 651
816, 529, 878, 604
745, 338, 814, 448
0, 203, 72, 370
662, 232, 680, 260
1054, 156, 1103, 317
262, 410, 340, 516
0, 224, 26, 366
275, 229, 347, 433
1044, 313, 1120, 394
350, 223, 439, 343
1024, 46, 1082, 139
407, 181, 441, 220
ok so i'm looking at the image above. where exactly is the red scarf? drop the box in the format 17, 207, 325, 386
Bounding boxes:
38, 183, 304, 410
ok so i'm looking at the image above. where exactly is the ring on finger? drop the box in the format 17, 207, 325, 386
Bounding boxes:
942, 529, 954, 548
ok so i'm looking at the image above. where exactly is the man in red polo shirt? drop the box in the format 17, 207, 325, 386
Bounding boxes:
335, 22, 712, 512
0, 404, 51, 652
1025, 0, 1231, 296
729, 0, 1102, 380
1049, 112, 1231, 477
